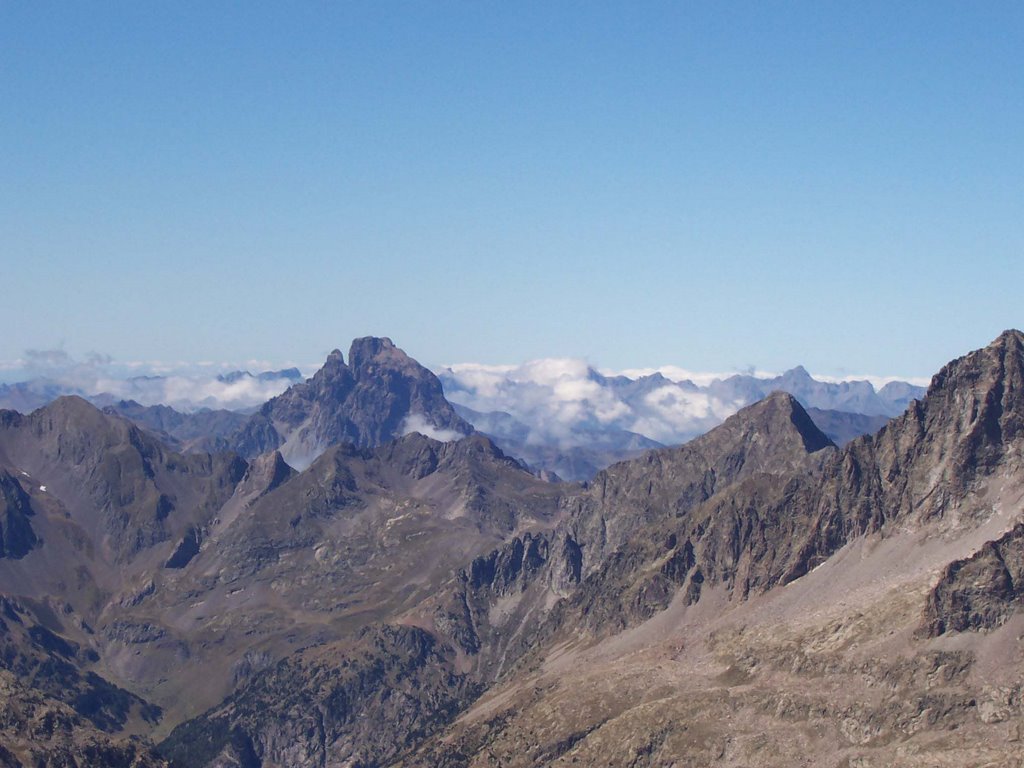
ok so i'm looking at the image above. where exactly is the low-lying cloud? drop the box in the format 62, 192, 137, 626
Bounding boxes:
5, 348, 303, 411
438, 359, 741, 449
438, 358, 926, 450
400, 413, 466, 443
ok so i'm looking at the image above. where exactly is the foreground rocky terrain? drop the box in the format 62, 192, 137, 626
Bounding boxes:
1, 331, 1022, 766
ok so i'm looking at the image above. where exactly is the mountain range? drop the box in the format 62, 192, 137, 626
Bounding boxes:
1, 346, 923, 481
438, 361, 919, 479
1, 331, 1019, 766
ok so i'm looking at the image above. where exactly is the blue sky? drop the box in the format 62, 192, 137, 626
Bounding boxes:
2, 2, 1021, 379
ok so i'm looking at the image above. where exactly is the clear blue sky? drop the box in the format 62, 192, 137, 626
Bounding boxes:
2, 2, 1021, 378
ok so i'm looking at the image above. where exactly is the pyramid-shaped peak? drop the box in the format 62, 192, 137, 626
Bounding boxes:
779, 365, 813, 380
721, 391, 834, 454
34, 395, 115, 430
325, 348, 345, 366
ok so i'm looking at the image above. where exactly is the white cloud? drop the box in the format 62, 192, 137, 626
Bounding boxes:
400, 413, 465, 442
439, 358, 735, 448
5, 349, 302, 411
439, 356, 925, 451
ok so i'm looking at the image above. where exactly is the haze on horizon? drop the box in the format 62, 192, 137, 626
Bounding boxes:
2, 3, 1021, 379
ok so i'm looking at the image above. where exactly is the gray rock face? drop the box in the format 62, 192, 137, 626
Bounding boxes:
159, 625, 475, 768
567, 391, 835, 576
395, 333, 1024, 767
230, 338, 472, 469
922, 522, 1024, 636
0, 472, 37, 559
0, 397, 246, 564
432, 392, 839, 673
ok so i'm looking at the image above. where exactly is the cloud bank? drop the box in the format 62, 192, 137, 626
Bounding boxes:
3, 349, 304, 412
438, 358, 926, 450
438, 359, 741, 449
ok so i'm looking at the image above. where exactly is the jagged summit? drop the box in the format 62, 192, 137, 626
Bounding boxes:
927, 328, 1024, 398
228, 337, 472, 469
348, 335, 401, 369
995, 327, 1024, 346
840, 328, 1024, 515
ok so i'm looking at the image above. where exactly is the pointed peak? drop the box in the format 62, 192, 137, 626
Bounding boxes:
242, 450, 296, 496
326, 348, 345, 366
35, 395, 108, 425
780, 365, 812, 380
719, 391, 834, 454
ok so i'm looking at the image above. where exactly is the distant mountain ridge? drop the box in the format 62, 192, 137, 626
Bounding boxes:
0, 346, 925, 480
439, 360, 924, 479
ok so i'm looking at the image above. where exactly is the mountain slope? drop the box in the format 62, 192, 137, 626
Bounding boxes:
101, 400, 248, 454
399, 330, 1024, 767
162, 330, 1008, 767
0, 388, 560, 748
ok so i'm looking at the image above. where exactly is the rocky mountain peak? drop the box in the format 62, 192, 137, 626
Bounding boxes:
348, 336, 401, 371
22, 396, 141, 454
929, 328, 1024, 394
229, 337, 471, 466
780, 364, 813, 380
239, 450, 295, 497
743, 390, 835, 453
697, 390, 834, 465
916, 329, 1024, 456
35, 394, 118, 429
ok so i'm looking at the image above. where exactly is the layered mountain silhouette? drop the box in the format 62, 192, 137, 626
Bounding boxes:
2, 340, 923, 482
1, 332, 1023, 765
439, 361, 923, 479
